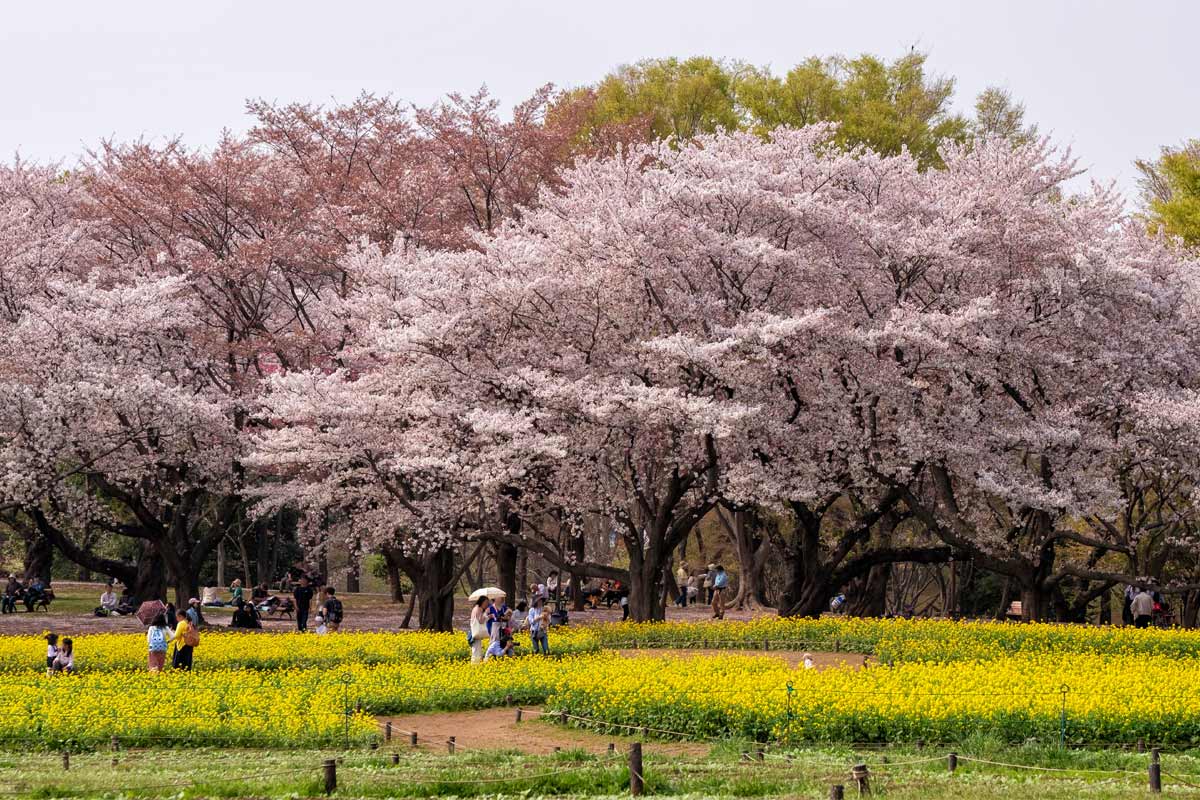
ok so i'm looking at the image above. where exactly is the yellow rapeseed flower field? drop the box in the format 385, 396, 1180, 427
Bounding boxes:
7, 619, 1200, 748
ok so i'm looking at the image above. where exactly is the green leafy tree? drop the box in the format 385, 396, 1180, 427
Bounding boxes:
588, 56, 741, 140
971, 87, 1038, 144
565, 51, 1014, 169
1137, 141, 1200, 247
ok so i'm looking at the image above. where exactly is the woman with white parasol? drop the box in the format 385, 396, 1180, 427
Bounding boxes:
467, 587, 504, 663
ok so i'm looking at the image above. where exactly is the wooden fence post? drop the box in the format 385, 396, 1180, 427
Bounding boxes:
629, 742, 643, 796
830, 786, 844, 800
1150, 748, 1162, 794
515, 708, 523, 723
448, 736, 456, 754
323, 759, 337, 795
391, 753, 399, 765
384, 722, 392, 741
851, 764, 870, 796
410, 731, 418, 747
62, 751, 69, 771
948, 752, 957, 773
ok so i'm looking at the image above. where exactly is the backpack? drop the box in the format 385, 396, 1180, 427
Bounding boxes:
328, 598, 343, 624
183, 624, 200, 648
148, 626, 167, 651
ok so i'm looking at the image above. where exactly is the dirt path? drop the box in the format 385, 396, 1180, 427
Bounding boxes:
378, 707, 712, 757
376, 651, 860, 757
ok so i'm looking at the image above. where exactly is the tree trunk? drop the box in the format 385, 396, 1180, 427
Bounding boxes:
778, 508, 828, 618
22, 529, 53, 583
383, 550, 404, 603
517, 547, 528, 601
846, 563, 891, 617
1020, 585, 1048, 623
722, 510, 770, 611
1099, 587, 1112, 625
400, 589, 417, 629
346, 540, 361, 594
626, 546, 668, 622
570, 533, 586, 612
133, 547, 168, 602
496, 542, 518, 604
407, 548, 456, 632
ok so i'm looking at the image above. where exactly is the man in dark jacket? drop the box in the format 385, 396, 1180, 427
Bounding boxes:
293, 575, 314, 632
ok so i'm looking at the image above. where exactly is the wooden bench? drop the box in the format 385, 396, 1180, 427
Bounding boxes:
1005, 600, 1023, 621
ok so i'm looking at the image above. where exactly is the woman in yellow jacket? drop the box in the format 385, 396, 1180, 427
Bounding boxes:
172, 610, 197, 670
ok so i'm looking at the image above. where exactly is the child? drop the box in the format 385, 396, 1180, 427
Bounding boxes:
44, 633, 59, 674
147, 613, 171, 672
52, 638, 74, 674
314, 612, 327, 635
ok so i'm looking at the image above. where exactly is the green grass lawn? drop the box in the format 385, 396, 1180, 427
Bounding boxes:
1, 739, 1197, 798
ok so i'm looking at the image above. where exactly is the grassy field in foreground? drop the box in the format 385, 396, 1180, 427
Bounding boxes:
0, 738, 1198, 799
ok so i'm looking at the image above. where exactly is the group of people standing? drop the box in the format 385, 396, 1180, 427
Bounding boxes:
1124, 585, 1168, 629
674, 563, 729, 619
468, 594, 551, 663
145, 602, 203, 671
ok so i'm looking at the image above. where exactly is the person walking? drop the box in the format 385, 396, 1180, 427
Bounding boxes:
702, 566, 715, 605
711, 564, 728, 620
293, 574, 314, 632
147, 613, 171, 672
321, 587, 344, 632
468, 596, 488, 663
172, 610, 197, 670
528, 597, 550, 655
1132, 588, 1155, 629
675, 563, 689, 608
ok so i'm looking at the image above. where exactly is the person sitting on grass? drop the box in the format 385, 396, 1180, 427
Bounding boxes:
52, 638, 75, 674
115, 586, 136, 616
230, 599, 261, 630
96, 583, 119, 616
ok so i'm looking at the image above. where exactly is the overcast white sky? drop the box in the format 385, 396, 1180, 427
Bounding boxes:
3, 1, 1196, 204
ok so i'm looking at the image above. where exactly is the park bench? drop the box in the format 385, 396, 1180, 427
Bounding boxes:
1005, 600, 1023, 621
25, 589, 54, 612
266, 598, 295, 619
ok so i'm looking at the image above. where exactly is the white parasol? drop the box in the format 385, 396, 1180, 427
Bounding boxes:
467, 587, 506, 601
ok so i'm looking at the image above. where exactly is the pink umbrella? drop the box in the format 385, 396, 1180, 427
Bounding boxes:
135, 600, 167, 625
